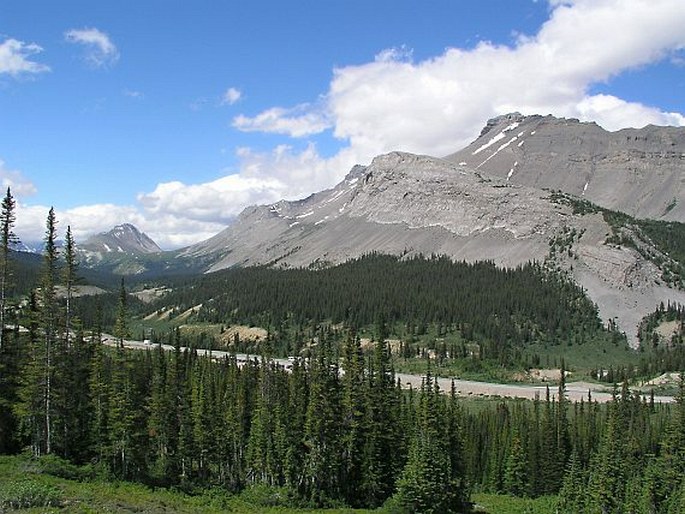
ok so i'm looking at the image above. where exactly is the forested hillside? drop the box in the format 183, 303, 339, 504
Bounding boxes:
1, 188, 685, 513
145, 254, 624, 371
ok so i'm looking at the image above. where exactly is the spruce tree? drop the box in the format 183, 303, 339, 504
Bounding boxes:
587, 397, 627, 514
107, 277, 136, 477
395, 369, 468, 513
503, 430, 528, 497
302, 338, 343, 505
0, 187, 17, 352
16, 291, 44, 455
340, 330, 367, 506
0, 188, 18, 453
557, 449, 587, 513
62, 226, 77, 347
42, 207, 59, 455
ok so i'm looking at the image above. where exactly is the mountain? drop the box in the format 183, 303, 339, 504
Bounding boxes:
81, 223, 161, 255
179, 117, 685, 345
79, 223, 162, 275
445, 113, 685, 222
11, 240, 45, 254
183, 152, 582, 270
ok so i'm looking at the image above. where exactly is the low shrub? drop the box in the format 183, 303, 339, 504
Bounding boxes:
0, 479, 62, 509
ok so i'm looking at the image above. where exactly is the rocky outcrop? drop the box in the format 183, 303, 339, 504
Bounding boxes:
177, 115, 685, 344
179, 150, 685, 345
445, 113, 685, 222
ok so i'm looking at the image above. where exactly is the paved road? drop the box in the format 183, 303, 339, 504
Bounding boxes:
102, 335, 673, 404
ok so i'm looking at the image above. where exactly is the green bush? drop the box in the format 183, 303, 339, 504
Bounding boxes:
238, 484, 293, 508
38, 454, 95, 481
0, 479, 62, 509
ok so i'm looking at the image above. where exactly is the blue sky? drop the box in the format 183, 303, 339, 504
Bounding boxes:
1, 0, 684, 248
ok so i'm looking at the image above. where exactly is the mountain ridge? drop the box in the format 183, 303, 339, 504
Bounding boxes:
445, 113, 685, 221
176, 116, 685, 344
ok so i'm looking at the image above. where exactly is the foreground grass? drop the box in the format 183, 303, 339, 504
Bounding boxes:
473, 493, 558, 514
0, 455, 560, 513
0, 455, 368, 513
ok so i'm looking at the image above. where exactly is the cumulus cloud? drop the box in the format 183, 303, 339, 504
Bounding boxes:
64, 27, 119, 68
221, 87, 242, 105
0, 38, 50, 76
326, 0, 685, 160
13, 200, 223, 250
0, 160, 37, 197
14, 202, 139, 244
233, 103, 332, 137
233, 0, 685, 164
136, 143, 340, 242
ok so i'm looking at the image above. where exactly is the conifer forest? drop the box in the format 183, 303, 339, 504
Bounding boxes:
1, 186, 685, 513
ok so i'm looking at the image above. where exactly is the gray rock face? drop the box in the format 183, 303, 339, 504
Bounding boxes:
81, 223, 161, 256
180, 115, 685, 345
180, 149, 685, 345
445, 113, 685, 222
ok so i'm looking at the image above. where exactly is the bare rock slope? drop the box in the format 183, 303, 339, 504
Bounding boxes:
181, 150, 685, 345
82, 223, 161, 255
79, 223, 162, 274
445, 113, 685, 222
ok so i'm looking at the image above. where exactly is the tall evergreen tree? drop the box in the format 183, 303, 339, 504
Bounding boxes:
395, 370, 468, 514
503, 429, 528, 497
41, 207, 59, 455
0, 188, 18, 453
340, 330, 367, 506
107, 277, 136, 477
62, 226, 77, 347
361, 338, 402, 507
16, 291, 44, 455
302, 338, 343, 505
642, 372, 685, 512
0, 187, 17, 351
587, 394, 627, 514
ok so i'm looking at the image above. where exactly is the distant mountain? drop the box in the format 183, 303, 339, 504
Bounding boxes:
78, 224, 163, 275
81, 223, 161, 255
445, 113, 685, 222
177, 115, 685, 344
12, 240, 45, 254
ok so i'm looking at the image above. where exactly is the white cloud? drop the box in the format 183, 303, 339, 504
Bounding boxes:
325, 0, 685, 159
137, 143, 337, 223
0, 38, 50, 76
221, 87, 242, 105
233, 103, 332, 137
0, 160, 37, 197
12, 200, 218, 249
15, 202, 140, 244
234, 0, 685, 163
575, 94, 685, 129
374, 45, 413, 63
64, 27, 119, 68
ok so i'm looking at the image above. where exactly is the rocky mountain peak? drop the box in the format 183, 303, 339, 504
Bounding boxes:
446, 114, 685, 221
478, 112, 529, 138
82, 223, 161, 255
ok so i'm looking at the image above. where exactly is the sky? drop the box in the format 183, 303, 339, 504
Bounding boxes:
1, 0, 684, 249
